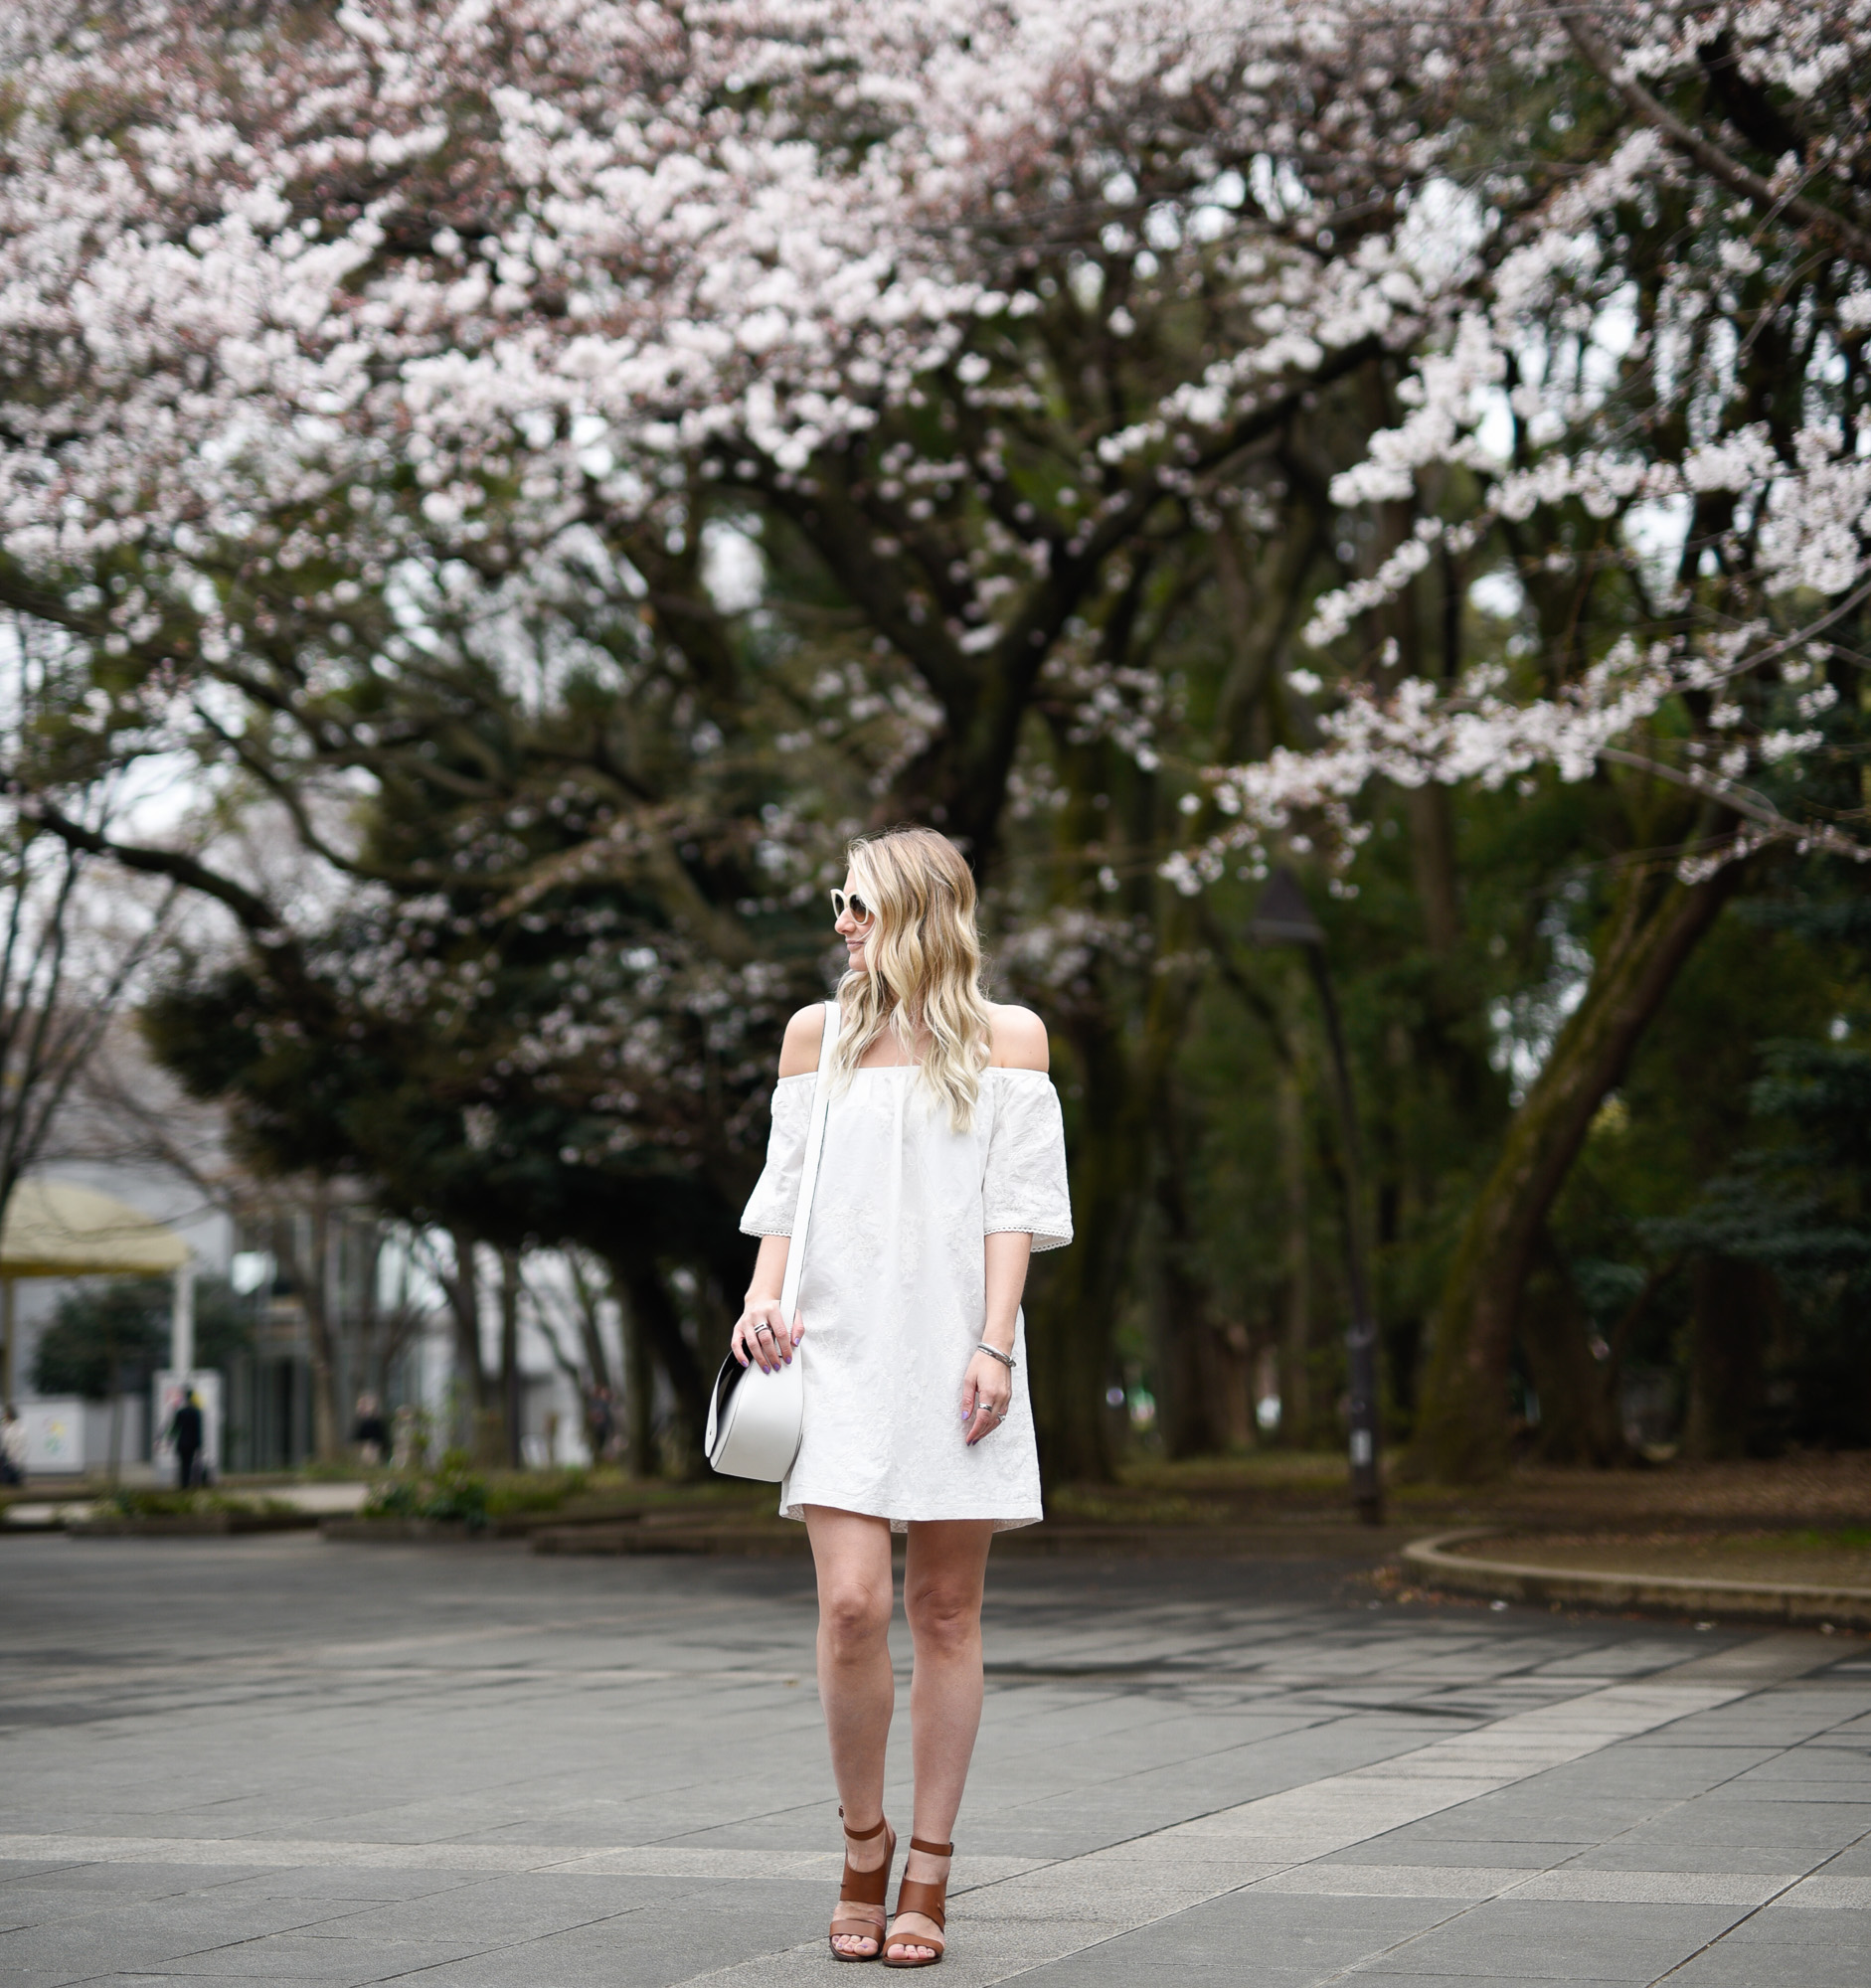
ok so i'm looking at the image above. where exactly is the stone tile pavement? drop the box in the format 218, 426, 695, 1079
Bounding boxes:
0, 1533, 1864, 1985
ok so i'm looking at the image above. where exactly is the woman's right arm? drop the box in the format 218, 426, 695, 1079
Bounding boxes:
732, 1004, 827, 1372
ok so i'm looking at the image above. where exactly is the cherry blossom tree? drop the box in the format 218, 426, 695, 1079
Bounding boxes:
0, 613, 180, 1402
1174, 2, 1871, 1473
2, 0, 1481, 1469
2, 0, 1864, 1475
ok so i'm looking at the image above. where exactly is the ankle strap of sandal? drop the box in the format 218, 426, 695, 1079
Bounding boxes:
907, 1836, 953, 1858
840, 1808, 890, 1842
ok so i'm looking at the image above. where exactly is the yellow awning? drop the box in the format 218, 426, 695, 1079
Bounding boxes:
0, 1179, 190, 1278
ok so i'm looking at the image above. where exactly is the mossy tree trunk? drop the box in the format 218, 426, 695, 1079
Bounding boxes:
1516, 1225, 1624, 1464
1412, 859, 1742, 1481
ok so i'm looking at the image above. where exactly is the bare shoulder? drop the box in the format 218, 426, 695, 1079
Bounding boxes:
986, 1003, 1050, 1072
777, 1002, 830, 1077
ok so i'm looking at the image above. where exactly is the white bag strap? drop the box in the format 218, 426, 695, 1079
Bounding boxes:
777, 998, 839, 1322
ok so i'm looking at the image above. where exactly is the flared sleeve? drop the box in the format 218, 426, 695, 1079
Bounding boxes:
739, 1076, 815, 1237
982, 1070, 1073, 1251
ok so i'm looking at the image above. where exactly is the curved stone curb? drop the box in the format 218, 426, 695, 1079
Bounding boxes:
1402, 1528, 1871, 1629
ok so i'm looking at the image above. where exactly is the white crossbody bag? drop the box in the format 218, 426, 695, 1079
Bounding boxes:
705, 998, 838, 1481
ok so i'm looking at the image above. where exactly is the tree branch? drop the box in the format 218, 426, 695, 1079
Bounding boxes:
21, 798, 315, 986
1561, 9, 1871, 266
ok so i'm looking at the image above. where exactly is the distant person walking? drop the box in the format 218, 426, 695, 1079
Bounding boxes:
586, 1385, 616, 1464
733, 826, 1072, 1967
167, 1389, 204, 1490
351, 1394, 391, 1465
1, 1405, 26, 1486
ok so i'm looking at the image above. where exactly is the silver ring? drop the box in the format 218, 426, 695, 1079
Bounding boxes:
755, 1322, 774, 1336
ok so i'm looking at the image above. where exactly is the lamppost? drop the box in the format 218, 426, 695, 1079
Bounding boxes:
1250, 870, 1383, 1525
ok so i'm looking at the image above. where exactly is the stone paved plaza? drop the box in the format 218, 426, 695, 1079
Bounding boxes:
0, 1533, 1866, 1987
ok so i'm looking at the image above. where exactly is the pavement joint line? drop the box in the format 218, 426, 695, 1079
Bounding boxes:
1769, 1873, 1871, 1907
1277, 1664, 1856, 1988
658, 1634, 1850, 1987
1638, 1871, 1835, 1988
0, 1835, 1044, 1885
1250, 1865, 1808, 1906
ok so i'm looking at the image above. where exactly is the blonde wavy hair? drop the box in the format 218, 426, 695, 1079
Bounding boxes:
836, 826, 993, 1131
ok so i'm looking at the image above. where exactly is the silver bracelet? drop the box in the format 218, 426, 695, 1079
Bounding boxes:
975, 1341, 1016, 1371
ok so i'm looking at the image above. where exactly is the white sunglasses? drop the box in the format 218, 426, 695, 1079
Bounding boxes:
829, 888, 875, 924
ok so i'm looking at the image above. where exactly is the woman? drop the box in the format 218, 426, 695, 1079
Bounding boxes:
735, 826, 1072, 1967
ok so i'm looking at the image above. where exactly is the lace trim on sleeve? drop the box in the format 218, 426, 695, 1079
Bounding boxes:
982, 1070, 1073, 1251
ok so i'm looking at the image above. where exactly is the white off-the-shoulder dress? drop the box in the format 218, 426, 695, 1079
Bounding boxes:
740, 1062, 1072, 1530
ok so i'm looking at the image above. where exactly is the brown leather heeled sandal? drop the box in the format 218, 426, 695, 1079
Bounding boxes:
830, 1808, 895, 1962
881, 1835, 952, 1968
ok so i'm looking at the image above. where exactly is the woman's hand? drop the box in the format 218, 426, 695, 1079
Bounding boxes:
732, 1297, 800, 1373
960, 1348, 1013, 1444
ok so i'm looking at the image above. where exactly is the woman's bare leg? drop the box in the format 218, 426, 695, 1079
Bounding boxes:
890, 1519, 994, 1962
805, 1505, 898, 1958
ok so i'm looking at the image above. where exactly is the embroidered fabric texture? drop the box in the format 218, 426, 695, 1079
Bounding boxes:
740, 1065, 1072, 1530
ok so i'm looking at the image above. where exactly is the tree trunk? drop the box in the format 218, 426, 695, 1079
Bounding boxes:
604, 1245, 709, 1474
1406, 786, 1463, 955
567, 1250, 616, 1396
1516, 1226, 1622, 1465
1682, 1253, 1773, 1460
499, 1248, 523, 1468
1412, 861, 1741, 1481
622, 1281, 655, 1475
358, 1226, 383, 1397
1025, 1017, 1141, 1483
1156, 1276, 1224, 1457
0, 1266, 14, 1408
1155, 1140, 1225, 1458
1276, 1039, 1312, 1444
440, 1227, 494, 1454
275, 1192, 343, 1465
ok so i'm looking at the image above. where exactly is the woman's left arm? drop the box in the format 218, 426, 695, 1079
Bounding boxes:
962, 1003, 1049, 1445
962, 1233, 1032, 1444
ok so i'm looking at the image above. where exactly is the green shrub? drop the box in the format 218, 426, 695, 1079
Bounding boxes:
484, 1466, 588, 1519
359, 1460, 589, 1530
362, 1448, 489, 1529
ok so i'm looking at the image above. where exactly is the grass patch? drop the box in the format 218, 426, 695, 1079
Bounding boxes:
1050, 1486, 1230, 1527
104, 1488, 295, 1518
1787, 1526, 1871, 1553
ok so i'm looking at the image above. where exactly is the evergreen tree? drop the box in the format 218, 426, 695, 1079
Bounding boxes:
1646, 898, 1871, 1452
30, 1276, 253, 1402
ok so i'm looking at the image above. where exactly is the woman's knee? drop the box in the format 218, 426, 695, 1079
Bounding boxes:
819, 1578, 892, 1656
905, 1582, 980, 1656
